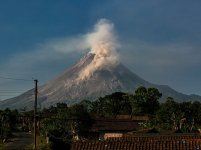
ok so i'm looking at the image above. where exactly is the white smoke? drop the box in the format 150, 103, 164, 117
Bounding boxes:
78, 19, 120, 80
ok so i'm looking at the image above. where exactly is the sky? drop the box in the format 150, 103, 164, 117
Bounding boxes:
0, 0, 201, 100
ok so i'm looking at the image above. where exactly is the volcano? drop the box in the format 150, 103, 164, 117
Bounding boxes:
0, 53, 201, 110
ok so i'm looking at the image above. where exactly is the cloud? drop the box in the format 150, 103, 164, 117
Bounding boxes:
0, 18, 119, 99
78, 18, 119, 80
4, 18, 120, 81
88, 0, 201, 96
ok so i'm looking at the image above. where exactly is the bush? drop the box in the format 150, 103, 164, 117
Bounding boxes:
49, 137, 71, 150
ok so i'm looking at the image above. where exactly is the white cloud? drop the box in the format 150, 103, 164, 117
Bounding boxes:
0, 18, 119, 99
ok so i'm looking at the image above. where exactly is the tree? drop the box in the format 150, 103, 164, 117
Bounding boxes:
79, 100, 93, 113
103, 92, 130, 117
129, 86, 161, 115
179, 101, 201, 132
0, 108, 19, 140
156, 97, 184, 130
126, 93, 144, 115
90, 97, 105, 116
146, 88, 161, 115
40, 103, 91, 142
90, 92, 131, 117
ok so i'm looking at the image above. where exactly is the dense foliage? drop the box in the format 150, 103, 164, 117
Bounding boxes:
156, 98, 201, 132
0, 108, 19, 140
1, 86, 201, 149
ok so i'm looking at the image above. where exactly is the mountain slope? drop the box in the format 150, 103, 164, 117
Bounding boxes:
0, 53, 201, 110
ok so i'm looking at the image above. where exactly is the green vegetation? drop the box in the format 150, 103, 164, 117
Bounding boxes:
1, 86, 201, 149
156, 98, 201, 132
0, 108, 19, 141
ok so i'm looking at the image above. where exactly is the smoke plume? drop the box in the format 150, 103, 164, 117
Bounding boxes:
78, 19, 119, 80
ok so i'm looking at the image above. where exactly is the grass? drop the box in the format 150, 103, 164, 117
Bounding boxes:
0, 143, 4, 149
37, 135, 51, 150
26, 134, 51, 150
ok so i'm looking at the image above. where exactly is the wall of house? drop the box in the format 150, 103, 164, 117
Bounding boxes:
104, 133, 123, 140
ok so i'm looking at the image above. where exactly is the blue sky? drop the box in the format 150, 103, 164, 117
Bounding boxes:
0, 0, 201, 100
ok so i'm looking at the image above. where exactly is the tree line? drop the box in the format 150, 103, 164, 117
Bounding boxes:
1, 86, 201, 148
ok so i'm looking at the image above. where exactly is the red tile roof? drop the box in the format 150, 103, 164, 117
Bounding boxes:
71, 135, 201, 150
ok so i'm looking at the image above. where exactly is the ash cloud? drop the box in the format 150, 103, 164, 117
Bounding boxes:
78, 19, 120, 80
46, 18, 120, 80
0, 19, 120, 99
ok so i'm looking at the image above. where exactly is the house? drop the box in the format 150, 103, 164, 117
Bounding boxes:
90, 115, 149, 140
